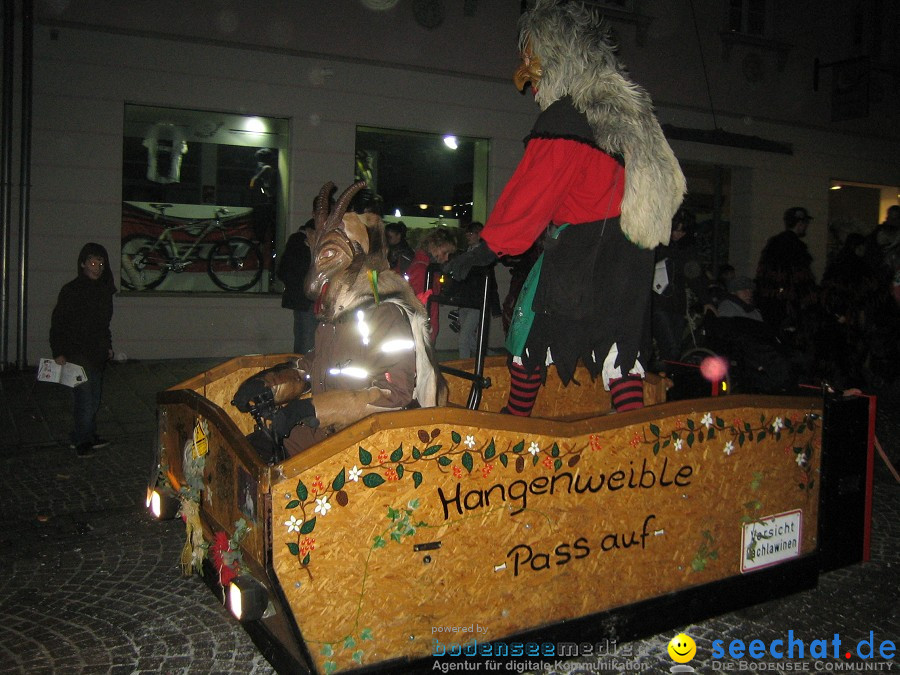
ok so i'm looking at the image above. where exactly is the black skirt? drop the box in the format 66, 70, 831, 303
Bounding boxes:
522, 217, 654, 386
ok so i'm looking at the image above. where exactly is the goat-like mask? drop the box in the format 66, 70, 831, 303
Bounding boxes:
304, 181, 389, 319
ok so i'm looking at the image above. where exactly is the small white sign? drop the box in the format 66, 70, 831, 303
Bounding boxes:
37, 358, 88, 388
741, 509, 802, 572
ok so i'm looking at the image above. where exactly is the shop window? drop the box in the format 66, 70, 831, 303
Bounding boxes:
354, 126, 490, 243
120, 104, 289, 293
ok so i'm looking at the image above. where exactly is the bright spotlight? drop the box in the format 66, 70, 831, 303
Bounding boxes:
227, 575, 270, 622
443, 135, 458, 150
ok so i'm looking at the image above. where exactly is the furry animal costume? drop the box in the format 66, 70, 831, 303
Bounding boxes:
481, 0, 685, 405
521, 0, 685, 250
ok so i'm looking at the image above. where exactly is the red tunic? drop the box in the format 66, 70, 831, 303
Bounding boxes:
482, 137, 624, 256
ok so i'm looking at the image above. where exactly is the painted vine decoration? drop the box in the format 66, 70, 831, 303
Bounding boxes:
282, 411, 819, 571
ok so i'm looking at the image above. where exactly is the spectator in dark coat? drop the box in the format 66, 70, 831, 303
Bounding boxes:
50, 242, 116, 457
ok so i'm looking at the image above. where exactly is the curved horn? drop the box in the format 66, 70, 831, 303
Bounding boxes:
314, 182, 336, 230
324, 180, 367, 232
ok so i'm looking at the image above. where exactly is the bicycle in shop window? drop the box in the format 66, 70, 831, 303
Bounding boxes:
121, 203, 264, 292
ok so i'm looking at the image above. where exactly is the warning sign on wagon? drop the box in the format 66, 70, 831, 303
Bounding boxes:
741, 509, 802, 572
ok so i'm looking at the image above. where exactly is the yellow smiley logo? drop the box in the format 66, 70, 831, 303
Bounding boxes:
667, 633, 697, 663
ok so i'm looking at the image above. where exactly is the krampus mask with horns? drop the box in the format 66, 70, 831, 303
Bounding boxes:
305, 181, 389, 321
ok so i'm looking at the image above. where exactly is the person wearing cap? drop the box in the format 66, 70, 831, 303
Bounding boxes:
754, 206, 818, 347
717, 275, 763, 321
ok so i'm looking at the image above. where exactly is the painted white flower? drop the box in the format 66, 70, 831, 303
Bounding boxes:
528, 441, 540, 456
701, 412, 714, 428
673, 438, 684, 451
314, 495, 332, 516
723, 441, 735, 456
795, 453, 807, 467
772, 417, 785, 432
464, 435, 476, 449
284, 515, 303, 533
348, 465, 362, 482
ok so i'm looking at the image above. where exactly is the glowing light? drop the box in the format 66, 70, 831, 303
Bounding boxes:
443, 135, 458, 150
328, 366, 370, 379
418, 204, 429, 210
381, 339, 415, 353
394, 209, 402, 217
356, 310, 370, 345
442, 205, 453, 211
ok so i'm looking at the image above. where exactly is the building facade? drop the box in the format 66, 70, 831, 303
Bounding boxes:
2, 0, 897, 364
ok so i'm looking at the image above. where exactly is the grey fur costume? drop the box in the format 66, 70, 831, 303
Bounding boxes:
521, 0, 685, 249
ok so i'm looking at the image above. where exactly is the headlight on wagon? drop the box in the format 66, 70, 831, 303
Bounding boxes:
147, 486, 180, 520
227, 575, 272, 622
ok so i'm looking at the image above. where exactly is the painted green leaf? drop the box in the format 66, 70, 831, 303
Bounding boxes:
707, 428, 716, 440
286, 500, 300, 509
691, 558, 705, 571
649, 423, 660, 437
287, 542, 300, 555
716, 417, 725, 428
653, 441, 660, 455
352, 650, 364, 664
332, 468, 346, 491
361, 628, 373, 641
738, 433, 745, 446
296, 480, 308, 501
302, 552, 311, 565
300, 517, 316, 534
396, 465, 404, 479
462, 452, 473, 473
422, 445, 442, 456
808, 479, 815, 489
438, 456, 452, 466
451, 431, 461, 444
359, 447, 372, 465
322, 644, 334, 657
390, 446, 403, 462
373, 535, 386, 548
532, 455, 539, 466
687, 432, 695, 447
363, 473, 385, 487
687, 418, 696, 430
344, 636, 356, 649
412, 447, 421, 459
554, 459, 562, 471
551, 442, 559, 457
757, 431, 767, 442
499, 454, 508, 467
324, 661, 337, 675
512, 440, 525, 454
412, 471, 423, 488
484, 440, 496, 459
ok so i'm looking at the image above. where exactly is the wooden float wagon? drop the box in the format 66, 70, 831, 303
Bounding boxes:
149, 354, 873, 674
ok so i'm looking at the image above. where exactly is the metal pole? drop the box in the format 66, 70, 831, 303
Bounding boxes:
16, 0, 31, 369
1, 0, 15, 370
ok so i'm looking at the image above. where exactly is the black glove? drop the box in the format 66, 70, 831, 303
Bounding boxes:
443, 240, 497, 280
232, 377, 269, 413
272, 398, 319, 439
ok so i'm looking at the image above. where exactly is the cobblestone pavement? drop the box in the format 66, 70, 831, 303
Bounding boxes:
0, 359, 896, 674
